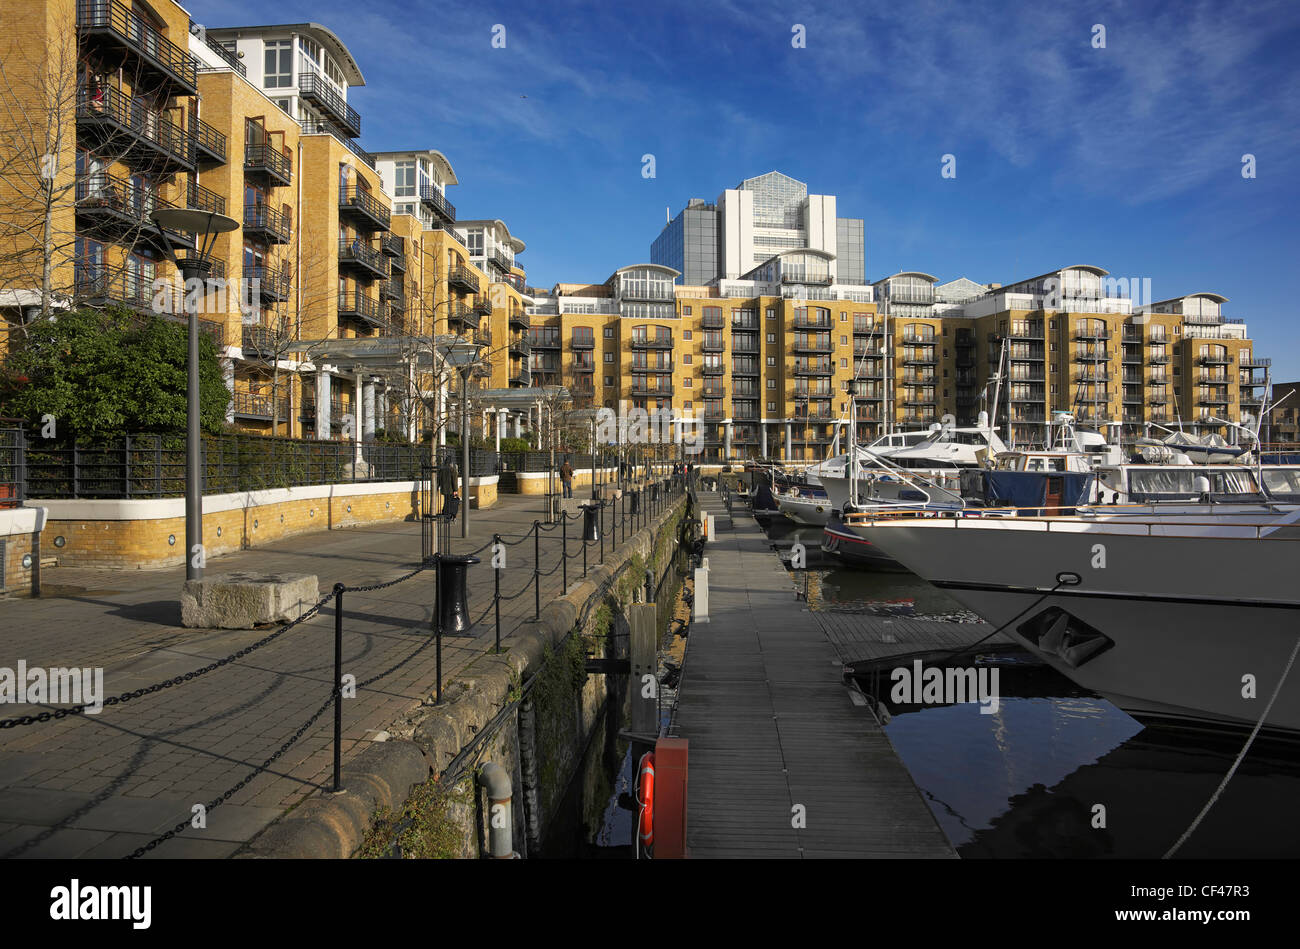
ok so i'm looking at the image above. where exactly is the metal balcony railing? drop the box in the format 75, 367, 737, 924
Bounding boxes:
191, 22, 247, 76
74, 173, 191, 251
244, 204, 292, 244
337, 239, 387, 278
244, 143, 292, 186
337, 291, 383, 326
297, 71, 361, 137
339, 186, 391, 232
76, 86, 195, 172
246, 265, 291, 301
186, 179, 226, 215
448, 265, 479, 294
78, 1, 198, 95
419, 183, 456, 223
631, 337, 674, 350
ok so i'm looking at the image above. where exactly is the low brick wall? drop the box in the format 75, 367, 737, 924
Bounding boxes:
0, 508, 46, 595
31, 481, 426, 570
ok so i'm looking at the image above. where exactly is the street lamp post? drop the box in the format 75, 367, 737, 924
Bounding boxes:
438, 338, 482, 540
152, 208, 240, 582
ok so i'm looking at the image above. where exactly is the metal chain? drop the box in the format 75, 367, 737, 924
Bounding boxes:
343, 560, 436, 594
0, 591, 334, 729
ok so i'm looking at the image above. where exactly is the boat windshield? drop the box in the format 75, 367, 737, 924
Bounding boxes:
1127, 467, 1260, 498
1262, 468, 1300, 498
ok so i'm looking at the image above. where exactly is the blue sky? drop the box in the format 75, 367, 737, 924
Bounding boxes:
201, 0, 1300, 380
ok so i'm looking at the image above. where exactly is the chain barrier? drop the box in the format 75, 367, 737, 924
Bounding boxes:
0, 590, 335, 729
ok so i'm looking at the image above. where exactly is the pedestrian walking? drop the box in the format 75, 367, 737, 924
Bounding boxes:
560, 457, 574, 499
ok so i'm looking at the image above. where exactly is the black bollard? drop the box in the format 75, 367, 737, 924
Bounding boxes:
437, 553, 481, 635
583, 501, 600, 542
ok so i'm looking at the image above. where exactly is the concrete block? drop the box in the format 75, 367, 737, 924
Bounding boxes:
180, 572, 320, 629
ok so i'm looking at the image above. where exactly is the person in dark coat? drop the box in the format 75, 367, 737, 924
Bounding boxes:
560, 458, 574, 498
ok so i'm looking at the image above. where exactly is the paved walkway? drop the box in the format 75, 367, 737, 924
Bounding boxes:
0, 493, 649, 858
670, 492, 955, 858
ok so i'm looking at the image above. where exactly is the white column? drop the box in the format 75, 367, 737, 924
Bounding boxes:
784, 422, 792, 460
315, 371, 331, 439
363, 378, 376, 440
495, 410, 503, 451
223, 362, 236, 424
354, 371, 365, 463
760, 422, 768, 458
724, 421, 732, 460
513, 413, 522, 438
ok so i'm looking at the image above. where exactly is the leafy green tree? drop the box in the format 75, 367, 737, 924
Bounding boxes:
0, 306, 231, 442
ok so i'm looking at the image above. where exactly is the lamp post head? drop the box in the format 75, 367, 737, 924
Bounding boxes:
150, 208, 240, 270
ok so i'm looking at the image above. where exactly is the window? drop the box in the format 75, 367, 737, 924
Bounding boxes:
767, 379, 776, 388
603, 327, 614, 337
272, 98, 292, 115
604, 352, 614, 363
298, 36, 321, 67
841, 335, 847, 345
683, 330, 692, 340
768, 401, 776, 411
684, 378, 692, 388
840, 312, 848, 322
684, 354, 692, 364
767, 333, 776, 343
681, 305, 691, 316
264, 39, 293, 88
394, 161, 416, 198
767, 307, 777, 320
767, 356, 776, 366
604, 376, 613, 386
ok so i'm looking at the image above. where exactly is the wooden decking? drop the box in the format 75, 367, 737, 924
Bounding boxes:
812, 611, 1012, 668
669, 493, 956, 858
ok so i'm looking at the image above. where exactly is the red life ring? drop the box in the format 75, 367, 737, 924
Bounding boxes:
637, 752, 655, 848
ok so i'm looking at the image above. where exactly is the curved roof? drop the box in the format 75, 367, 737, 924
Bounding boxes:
776, 248, 835, 261
1185, 291, 1229, 304
882, 271, 938, 283
452, 218, 525, 252
614, 263, 681, 278
1060, 264, 1109, 277
373, 149, 459, 186
207, 23, 366, 85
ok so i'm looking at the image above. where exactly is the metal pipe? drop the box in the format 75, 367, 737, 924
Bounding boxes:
477, 761, 515, 858
461, 366, 470, 538
181, 258, 204, 581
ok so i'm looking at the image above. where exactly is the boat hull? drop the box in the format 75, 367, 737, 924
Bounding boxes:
853, 518, 1300, 734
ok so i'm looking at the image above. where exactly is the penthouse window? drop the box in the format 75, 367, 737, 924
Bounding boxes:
265, 40, 292, 88
394, 161, 416, 197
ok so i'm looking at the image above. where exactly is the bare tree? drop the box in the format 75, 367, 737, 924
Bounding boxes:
0, 20, 195, 335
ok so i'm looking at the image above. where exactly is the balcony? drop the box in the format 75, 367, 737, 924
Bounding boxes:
246, 264, 291, 302
1073, 349, 1108, 362
419, 184, 456, 224
510, 338, 532, 358
791, 313, 832, 330
782, 271, 832, 286
529, 334, 560, 350
793, 339, 833, 354
297, 72, 361, 138
701, 364, 725, 376
630, 382, 673, 397
1149, 353, 1170, 364
1197, 393, 1230, 405
701, 311, 726, 329
621, 285, 675, 303
380, 233, 405, 260
903, 398, 937, 408
231, 391, 289, 420
244, 204, 292, 245
339, 186, 391, 233
191, 115, 227, 166
509, 311, 530, 330
448, 265, 479, 294
489, 248, 514, 274
74, 173, 194, 255
510, 369, 532, 387
474, 299, 493, 318
793, 362, 834, 377
702, 338, 725, 353
241, 324, 280, 358
703, 408, 727, 421
901, 353, 938, 366
631, 363, 673, 374
572, 359, 595, 373
76, 86, 195, 174
379, 278, 404, 303
337, 291, 384, 328
1197, 353, 1233, 366
854, 323, 885, 336
730, 363, 760, 377
186, 179, 226, 216
1073, 326, 1112, 340
565, 339, 594, 354
703, 385, 728, 399
77, 1, 198, 97
244, 143, 292, 188
338, 239, 387, 279
631, 337, 674, 350
192, 23, 246, 77
1073, 371, 1111, 383
903, 374, 937, 385
1240, 356, 1271, 369
449, 303, 481, 331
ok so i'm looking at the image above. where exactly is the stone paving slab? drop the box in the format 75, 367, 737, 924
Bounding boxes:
0, 493, 655, 858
